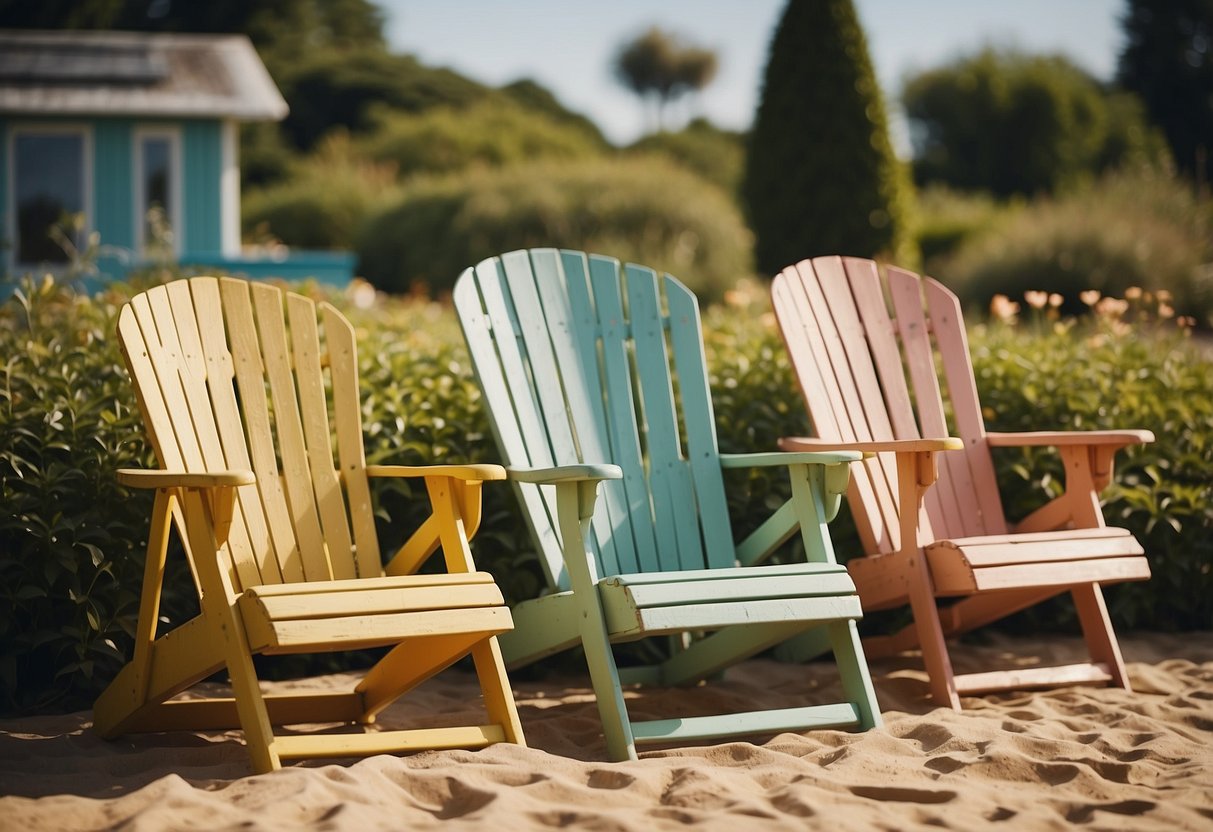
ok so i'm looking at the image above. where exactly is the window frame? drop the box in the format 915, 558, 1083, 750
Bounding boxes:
6, 122, 94, 273
132, 125, 183, 258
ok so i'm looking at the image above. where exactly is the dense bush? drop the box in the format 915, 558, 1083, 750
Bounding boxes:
627, 118, 745, 196
356, 157, 754, 301
3, 272, 1209, 715
359, 101, 605, 177
743, 0, 914, 273
912, 185, 1017, 268
972, 298, 1213, 631
242, 134, 403, 249
938, 168, 1213, 323
904, 48, 1170, 197
0, 277, 157, 714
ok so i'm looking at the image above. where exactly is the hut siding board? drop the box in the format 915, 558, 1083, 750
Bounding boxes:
182, 120, 222, 255
94, 119, 134, 251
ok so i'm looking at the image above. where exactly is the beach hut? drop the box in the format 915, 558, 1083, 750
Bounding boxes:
0, 29, 352, 285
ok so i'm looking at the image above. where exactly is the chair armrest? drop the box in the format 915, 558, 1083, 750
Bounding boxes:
778, 436, 964, 454
985, 430, 1154, 448
366, 463, 507, 481
507, 464, 623, 484
719, 450, 863, 468
117, 469, 256, 489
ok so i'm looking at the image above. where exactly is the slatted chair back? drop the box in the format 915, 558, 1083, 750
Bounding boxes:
116, 277, 382, 592
772, 256, 1008, 556
455, 249, 735, 590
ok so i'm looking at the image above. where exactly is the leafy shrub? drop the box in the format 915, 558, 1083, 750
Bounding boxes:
912, 185, 1017, 267
972, 299, 1213, 631
356, 157, 754, 301
242, 133, 402, 249
627, 118, 745, 196
939, 168, 1213, 324
0, 277, 158, 713
903, 48, 1170, 197
360, 101, 605, 177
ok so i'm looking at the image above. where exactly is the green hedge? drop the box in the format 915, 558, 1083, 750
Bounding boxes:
2, 275, 1209, 715
938, 168, 1213, 323
356, 157, 754, 302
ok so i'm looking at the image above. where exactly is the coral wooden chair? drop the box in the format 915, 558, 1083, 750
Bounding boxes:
93, 277, 524, 772
772, 256, 1153, 709
454, 248, 881, 761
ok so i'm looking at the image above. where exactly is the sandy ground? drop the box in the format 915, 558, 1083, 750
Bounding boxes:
1, 632, 1210, 831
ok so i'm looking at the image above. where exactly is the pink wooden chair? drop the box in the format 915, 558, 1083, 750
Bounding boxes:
772, 256, 1153, 708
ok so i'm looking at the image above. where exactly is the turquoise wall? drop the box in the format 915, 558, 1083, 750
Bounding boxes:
182, 120, 222, 254
93, 119, 134, 251
0, 120, 8, 257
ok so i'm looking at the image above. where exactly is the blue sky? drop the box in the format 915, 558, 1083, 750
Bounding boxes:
380, 0, 1124, 150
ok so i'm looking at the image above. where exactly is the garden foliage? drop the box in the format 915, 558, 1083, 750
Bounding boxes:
2, 274, 1209, 716
356, 157, 753, 302
743, 0, 913, 273
936, 169, 1213, 323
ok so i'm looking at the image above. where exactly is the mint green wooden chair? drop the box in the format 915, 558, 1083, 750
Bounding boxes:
454, 249, 882, 760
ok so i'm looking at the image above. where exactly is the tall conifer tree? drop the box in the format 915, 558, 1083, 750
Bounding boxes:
743, 0, 912, 274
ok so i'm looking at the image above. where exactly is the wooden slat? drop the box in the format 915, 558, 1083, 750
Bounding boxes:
811, 257, 905, 548
275, 725, 506, 759
602, 561, 849, 585
954, 662, 1112, 695
468, 258, 569, 585
219, 279, 304, 583
929, 533, 1143, 568
921, 275, 1004, 536
502, 251, 615, 577
620, 595, 863, 637
601, 571, 859, 611
250, 283, 331, 582
192, 279, 282, 586
664, 275, 733, 570
625, 264, 704, 572
124, 691, 366, 733
631, 703, 859, 743
775, 264, 897, 554
251, 606, 514, 653
542, 249, 632, 575
929, 555, 1151, 595
160, 281, 262, 591
321, 303, 381, 579
287, 294, 356, 580
247, 571, 498, 596
241, 582, 505, 621
589, 256, 661, 573
886, 267, 970, 538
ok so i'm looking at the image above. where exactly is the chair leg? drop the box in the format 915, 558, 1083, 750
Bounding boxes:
1071, 583, 1131, 690
577, 612, 637, 761
178, 488, 281, 773
827, 620, 883, 729
470, 637, 526, 746
907, 578, 962, 710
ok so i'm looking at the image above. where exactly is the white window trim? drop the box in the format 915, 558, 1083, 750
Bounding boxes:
220, 119, 240, 257
132, 125, 183, 258
5, 122, 94, 274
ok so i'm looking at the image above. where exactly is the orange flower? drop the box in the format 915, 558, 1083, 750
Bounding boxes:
1024, 290, 1048, 309
990, 294, 1020, 322
1080, 290, 1101, 306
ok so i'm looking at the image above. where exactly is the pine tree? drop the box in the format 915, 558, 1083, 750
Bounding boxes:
1118, 0, 1213, 185
743, 0, 913, 274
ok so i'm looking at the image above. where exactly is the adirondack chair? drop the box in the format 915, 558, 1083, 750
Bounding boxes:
771, 256, 1153, 709
92, 277, 524, 772
453, 248, 882, 761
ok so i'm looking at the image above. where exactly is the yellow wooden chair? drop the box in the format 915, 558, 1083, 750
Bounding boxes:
92, 277, 524, 772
